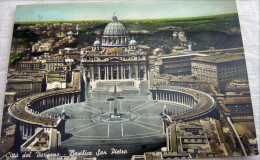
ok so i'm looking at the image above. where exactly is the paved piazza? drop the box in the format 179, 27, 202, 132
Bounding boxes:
42, 81, 187, 156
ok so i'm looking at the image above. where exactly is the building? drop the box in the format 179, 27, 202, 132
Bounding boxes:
172, 119, 226, 157
172, 29, 192, 51
45, 57, 73, 71
46, 71, 67, 90
3, 125, 16, 138
153, 48, 164, 55
81, 14, 149, 82
141, 119, 225, 159
225, 79, 250, 94
149, 56, 162, 77
168, 75, 211, 92
149, 53, 207, 76
21, 128, 61, 153
175, 124, 210, 153
4, 92, 17, 105
191, 52, 248, 92
58, 48, 80, 61
6, 74, 45, 98
32, 39, 54, 52
159, 53, 207, 76
178, 31, 187, 43
219, 97, 253, 118
15, 61, 41, 72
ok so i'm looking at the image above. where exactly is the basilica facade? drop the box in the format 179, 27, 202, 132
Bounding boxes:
81, 14, 150, 82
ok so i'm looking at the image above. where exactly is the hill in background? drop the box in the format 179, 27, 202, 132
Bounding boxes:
14, 13, 242, 52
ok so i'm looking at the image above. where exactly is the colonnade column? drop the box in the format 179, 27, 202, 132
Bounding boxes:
23, 124, 26, 137
129, 65, 132, 79
106, 66, 109, 80
117, 66, 119, 79
98, 66, 101, 80
64, 95, 66, 104
105, 66, 107, 80
77, 94, 80, 103
111, 66, 113, 80
25, 124, 28, 137
91, 66, 94, 81
20, 123, 24, 138
71, 95, 74, 104
135, 65, 138, 80
108, 66, 110, 80
67, 95, 70, 104
29, 125, 32, 137
121, 65, 123, 79
144, 64, 147, 80
123, 66, 125, 79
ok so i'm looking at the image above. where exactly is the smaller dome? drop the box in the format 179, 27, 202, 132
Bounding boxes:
93, 40, 101, 46
129, 38, 136, 45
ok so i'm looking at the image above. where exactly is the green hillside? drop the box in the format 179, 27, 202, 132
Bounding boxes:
15, 13, 239, 33
14, 13, 242, 51
123, 13, 240, 33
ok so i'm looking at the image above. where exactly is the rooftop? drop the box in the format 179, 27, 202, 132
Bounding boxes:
107, 48, 123, 54
8, 75, 43, 82
224, 97, 251, 104
16, 61, 41, 64
159, 52, 207, 59
191, 52, 245, 63
199, 47, 244, 54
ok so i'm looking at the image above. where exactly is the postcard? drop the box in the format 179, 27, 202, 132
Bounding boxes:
0, 1, 258, 159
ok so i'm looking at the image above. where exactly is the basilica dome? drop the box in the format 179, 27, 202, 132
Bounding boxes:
103, 18, 127, 36
101, 13, 129, 48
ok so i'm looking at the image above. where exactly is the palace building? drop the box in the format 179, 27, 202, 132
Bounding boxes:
81, 14, 150, 82
191, 52, 248, 92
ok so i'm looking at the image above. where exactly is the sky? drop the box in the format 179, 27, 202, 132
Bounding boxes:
14, 0, 238, 22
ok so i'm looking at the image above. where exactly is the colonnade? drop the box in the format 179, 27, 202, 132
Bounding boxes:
30, 93, 81, 112
9, 71, 81, 141
19, 122, 36, 139
89, 64, 147, 81
12, 92, 80, 140
152, 90, 197, 108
